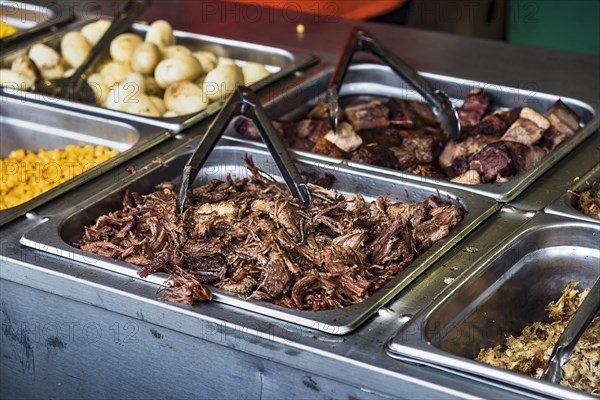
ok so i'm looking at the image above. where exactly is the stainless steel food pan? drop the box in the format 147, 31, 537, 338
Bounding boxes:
225, 62, 598, 203
0, 1, 72, 47
545, 163, 600, 224
0, 95, 170, 227
20, 141, 499, 334
0, 20, 318, 133
386, 213, 600, 399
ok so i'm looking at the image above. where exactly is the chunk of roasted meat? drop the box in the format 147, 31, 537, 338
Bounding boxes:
74, 156, 465, 310
458, 88, 491, 132
233, 90, 582, 185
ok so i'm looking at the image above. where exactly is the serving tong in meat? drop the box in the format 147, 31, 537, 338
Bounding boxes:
326, 27, 461, 139
542, 277, 600, 384
177, 86, 311, 214
32, 0, 151, 103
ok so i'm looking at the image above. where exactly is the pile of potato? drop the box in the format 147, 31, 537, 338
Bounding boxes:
0, 19, 271, 117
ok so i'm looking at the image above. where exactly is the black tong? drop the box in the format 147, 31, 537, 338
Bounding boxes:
177, 86, 311, 214
326, 27, 461, 139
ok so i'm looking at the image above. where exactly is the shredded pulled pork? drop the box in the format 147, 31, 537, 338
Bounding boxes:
578, 182, 600, 219
475, 282, 600, 395
73, 156, 464, 310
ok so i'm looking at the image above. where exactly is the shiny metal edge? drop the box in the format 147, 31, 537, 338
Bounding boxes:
224, 62, 600, 203
0, 1, 70, 47
0, 20, 318, 133
386, 212, 600, 399
0, 95, 171, 227
20, 140, 500, 335
544, 163, 600, 224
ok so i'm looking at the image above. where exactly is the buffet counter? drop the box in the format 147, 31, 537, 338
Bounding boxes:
1, 1, 599, 398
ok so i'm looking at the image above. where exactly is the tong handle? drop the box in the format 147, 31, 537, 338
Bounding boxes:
177, 86, 310, 214
542, 277, 600, 383
69, 0, 151, 91
327, 27, 460, 139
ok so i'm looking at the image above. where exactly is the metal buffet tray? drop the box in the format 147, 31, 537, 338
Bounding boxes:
0, 1, 72, 47
0, 94, 170, 227
0, 20, 318, 132
386, 213, 600, 399
545, 163, 600, 224
225, 62, 599, 202
20, 141, 499, 334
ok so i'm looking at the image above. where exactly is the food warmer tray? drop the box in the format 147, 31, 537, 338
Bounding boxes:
224, 62, 599, 203
545, 163, 600, 224
0, 0, 72, 47
0, 20, 319, 133
0, 94, 170, 227
20, 140, 499, 335
386, 212, 600, 399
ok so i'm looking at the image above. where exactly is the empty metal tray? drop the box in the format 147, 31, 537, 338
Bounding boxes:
20, 140, 499, 334
225, 62, 599, 203
0, 94, 170, 227
0, 20, 318, 132
545, 163, 600, 224
386, 213, 600, 399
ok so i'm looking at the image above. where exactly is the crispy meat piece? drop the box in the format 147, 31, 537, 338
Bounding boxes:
345, 100, 390, 130
501, 107, 550, 146
504, 141, 547, 172
350, 144, 400, 170
307, 100, 344, 121
410, 100, 438, 127
390, 133, 443, 168
541, 99, 581, 150
75, 156, 464, 311
313, 136, 347, 158
388, 99, 416, 128
358, 126, 404, 147
469, 141, 515, 183
324, 121, 363, 152
439, 135, 496, 169
578, 182, 600, 219
476, 108, 521, 136
450, 169, 481, 185
458, 88, 491, 131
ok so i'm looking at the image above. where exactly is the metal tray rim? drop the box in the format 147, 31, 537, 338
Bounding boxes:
20, 141, 500, 335
386, 213, 600, 399
544, 163, 600, 224
0, 95, 171, 227
224, 62, 600, 203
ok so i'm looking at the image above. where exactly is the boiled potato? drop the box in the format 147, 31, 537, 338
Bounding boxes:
0, 69, 34, 90
163, 110, 178, 118
131, 42, 160, 75
123, 93, 161, 116
61, 31, 91, 68
164, 81, 208, 115
192, 51, 218, 72
28, 43, 64, 79
217, 57, 236, 67
202, 65, 243, 102
11, 55, 38, 81
242, 62, 269, 85
149, 95, 166, 114
80, 19, 110, 46
144, 76, 163, 97
87, 73, 109, 105
110, 33, 143, 63
154, 54, 203, 89
98, 61, 133, 86
64, 68, 75, 77
145, 20, 175, 48
160, 45, 191, 60
104, 72, 146, 111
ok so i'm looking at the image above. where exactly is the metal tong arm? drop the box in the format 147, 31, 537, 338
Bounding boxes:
177, 86, 310, 214
542, 277, 600, 383
327, 27, 460, 138
68, 0, 151, 92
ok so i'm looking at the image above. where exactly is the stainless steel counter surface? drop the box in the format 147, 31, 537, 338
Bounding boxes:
2, 1, 599, 399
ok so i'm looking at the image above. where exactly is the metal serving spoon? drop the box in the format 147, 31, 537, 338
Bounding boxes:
326, 27, 461, 140
177, 86, 311, 215
33, 0, 150, 103
542, 277, 600, 383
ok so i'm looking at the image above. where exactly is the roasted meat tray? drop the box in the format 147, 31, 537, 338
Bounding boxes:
1, 1, 73, 46
545, 163, 600, 224
0, 95, 170, 227
225, 62, 598, 202
386, 213, 600, 398
20, 140, 499, 334
0, 19, 318, 132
